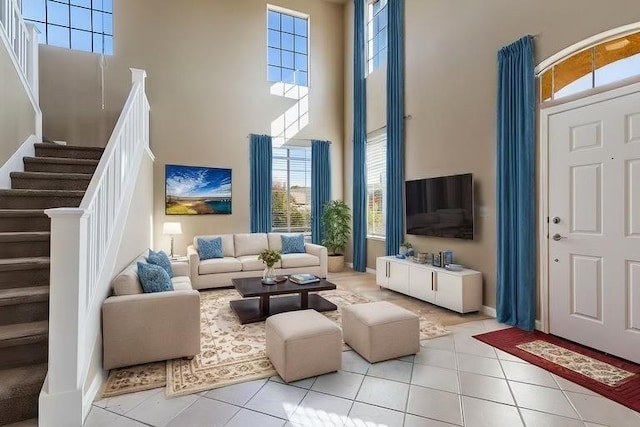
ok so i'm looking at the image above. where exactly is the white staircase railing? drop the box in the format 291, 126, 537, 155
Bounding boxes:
40, 69, 150, 427
0, 0, 41, 135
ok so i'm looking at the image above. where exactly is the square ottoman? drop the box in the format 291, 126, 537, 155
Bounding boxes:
265, 309, 342, 383
342, 301, 420, 363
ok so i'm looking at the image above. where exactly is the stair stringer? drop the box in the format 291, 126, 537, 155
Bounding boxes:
0, 135, 37, 189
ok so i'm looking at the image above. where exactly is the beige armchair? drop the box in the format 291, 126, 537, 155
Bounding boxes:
102, 252, 201, 370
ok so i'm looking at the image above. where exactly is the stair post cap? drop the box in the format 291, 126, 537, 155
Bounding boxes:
44, 208, 90, 219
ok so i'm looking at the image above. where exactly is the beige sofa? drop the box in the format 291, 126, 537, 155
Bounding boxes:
102, 251, 201, 370
187, 233, 328, 289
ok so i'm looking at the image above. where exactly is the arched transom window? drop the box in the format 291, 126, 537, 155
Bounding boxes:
541, 31, 640, 101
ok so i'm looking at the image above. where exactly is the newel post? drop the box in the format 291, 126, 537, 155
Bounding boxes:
130, 68, 149, 147
39, 208, 90, 427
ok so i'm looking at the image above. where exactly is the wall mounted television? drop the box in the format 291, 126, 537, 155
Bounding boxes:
405, 173, 474, 239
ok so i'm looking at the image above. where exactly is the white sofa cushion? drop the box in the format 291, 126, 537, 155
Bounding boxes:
199, 257, 243, 274
193, 234, 235, 257
112, 255, 147, 296
236, 255, 281, 271
171, 276, 193, 291
281, 253, 320, 269
235, 233, 268, 257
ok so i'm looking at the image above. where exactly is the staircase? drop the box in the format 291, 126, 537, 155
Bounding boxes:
0, 143, 103, 425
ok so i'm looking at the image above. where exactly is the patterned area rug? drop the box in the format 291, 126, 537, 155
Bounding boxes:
474, 328, 640, 413
103, 288, 449, 398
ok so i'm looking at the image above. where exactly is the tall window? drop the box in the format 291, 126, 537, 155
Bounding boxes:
367, 0, 387, 73
267, 8, 308, 87
272, 147, 312, 234
21, 0, 113, 55
366, 134, 387, 238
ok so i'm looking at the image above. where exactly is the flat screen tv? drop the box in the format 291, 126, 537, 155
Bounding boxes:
405, 173, 474, 239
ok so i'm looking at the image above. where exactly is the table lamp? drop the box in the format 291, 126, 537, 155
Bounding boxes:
162, 222, 182, 258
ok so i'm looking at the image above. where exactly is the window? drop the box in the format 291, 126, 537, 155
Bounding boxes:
540, 31, 640, 101
367, 0, 387, 73
366, 134, 386, 238
21, 0, 113, 55
272, 147, 312, 234
267, 8, 308, 87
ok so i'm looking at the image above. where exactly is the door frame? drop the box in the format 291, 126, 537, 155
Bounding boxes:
538, 80, 640, 333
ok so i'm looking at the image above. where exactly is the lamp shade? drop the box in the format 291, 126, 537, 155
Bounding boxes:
163, 222, 182, 235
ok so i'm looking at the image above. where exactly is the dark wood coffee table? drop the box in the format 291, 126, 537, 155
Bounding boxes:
230, 276, 337, 324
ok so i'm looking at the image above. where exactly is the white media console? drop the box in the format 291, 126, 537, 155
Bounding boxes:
376, 256, 482, 314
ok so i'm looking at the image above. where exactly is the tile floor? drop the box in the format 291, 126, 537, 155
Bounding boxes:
85, 318, 640, 427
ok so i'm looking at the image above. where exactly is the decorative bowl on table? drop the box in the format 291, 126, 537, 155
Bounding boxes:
445, 263, 463, 272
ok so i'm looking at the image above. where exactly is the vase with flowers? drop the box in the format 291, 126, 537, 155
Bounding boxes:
258, 248, 281, 284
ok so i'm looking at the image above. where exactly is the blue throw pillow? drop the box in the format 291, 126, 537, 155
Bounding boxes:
137, 262, 174, 293
147, 249, 173, 278
198, 237, 223, 260
281, 234, 305, 254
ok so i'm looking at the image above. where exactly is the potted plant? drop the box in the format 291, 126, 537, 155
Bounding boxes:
321, 200, 351, 273
258, 248, 281, 284
399, 241, 413, 257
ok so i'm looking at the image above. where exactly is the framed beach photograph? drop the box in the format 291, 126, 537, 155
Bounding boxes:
165, 164, 232, 215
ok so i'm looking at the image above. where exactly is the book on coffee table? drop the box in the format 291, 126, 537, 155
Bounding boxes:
289, 273, 320, 285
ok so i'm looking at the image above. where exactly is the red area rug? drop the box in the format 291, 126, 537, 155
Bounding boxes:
473, 327, 640, 413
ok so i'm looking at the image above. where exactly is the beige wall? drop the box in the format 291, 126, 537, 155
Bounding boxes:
39, 0, 345, 255
0, 41, 36, 165
344, 0, 640, 309
114, 152, 155, 272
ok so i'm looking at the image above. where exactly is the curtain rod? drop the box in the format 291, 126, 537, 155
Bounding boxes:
246, 135, 332, 144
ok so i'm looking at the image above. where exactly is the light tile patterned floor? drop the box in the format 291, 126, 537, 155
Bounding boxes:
87, 318, 640, 427
73, 270, 640, 427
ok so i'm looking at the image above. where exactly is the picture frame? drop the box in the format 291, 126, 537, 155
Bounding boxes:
165, 164, 232, 215
442, 250, 453, 266
433, 253, 442, 268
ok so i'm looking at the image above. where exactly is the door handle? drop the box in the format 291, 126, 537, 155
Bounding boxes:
434, 273, 437, 292
431, 271, 434, 291
552, 233, 567, 241
386, 262, 389, 278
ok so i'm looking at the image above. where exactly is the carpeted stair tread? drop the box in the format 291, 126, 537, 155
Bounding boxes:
34, 143, 103, 153
0, 189, 85, 197
10, 171, 93, 181
0, 321, 48, 349
0, 287, 49, 307
0, 364, 47, 400
0, 232, 50, 243
0, 257, 50, 272
0, 210, 46, 218
22, 157, 99, 166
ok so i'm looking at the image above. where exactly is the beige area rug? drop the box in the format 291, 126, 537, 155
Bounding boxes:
102, 288, 450, 398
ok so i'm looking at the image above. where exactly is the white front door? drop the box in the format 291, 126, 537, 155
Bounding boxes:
547, 85, 640, 363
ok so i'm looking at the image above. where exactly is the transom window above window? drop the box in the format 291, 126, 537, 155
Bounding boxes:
267, 7, 308, 87
272, 147, 312, 234
367, 0, 387, 74
21, 0, 113, 55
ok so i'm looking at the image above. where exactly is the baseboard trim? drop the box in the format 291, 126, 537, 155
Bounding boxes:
0, 135, 37, 189
481, 305, 496, 318
482, 306, 544, 331
345, 262, 376, 275
83, 369, 106, 420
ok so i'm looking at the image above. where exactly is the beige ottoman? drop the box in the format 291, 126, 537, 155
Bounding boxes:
342, 301, 420, 363
265, 309, 342, 383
